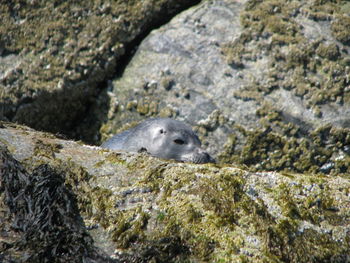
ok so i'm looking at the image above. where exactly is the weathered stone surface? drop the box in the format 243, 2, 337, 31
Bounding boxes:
1, 123, 349, 262
102, 0, 350, 175
1, 0, 350, 261
0, 0, 200, 137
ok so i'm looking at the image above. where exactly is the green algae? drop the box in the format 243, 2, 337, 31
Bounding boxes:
99, 0, 350, 177
263, 176, 349, 262
218, 106, 350, 175
106, 163, 348, 262
221, 0, 350, 127
218, 0, 350, 176
55, 149, 349, 262
2, 122, 349, 262
0, 0, 200, 140
331, 13, 350, 44
33, 139, 63, 159
230, 0, 350, 105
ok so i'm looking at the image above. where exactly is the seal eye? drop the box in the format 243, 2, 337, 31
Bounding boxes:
159, 129, 165, 134
174, 139, 185, 145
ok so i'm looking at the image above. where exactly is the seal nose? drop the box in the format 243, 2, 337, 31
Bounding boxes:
196, 148, 215, 164
203, 152, 216, 163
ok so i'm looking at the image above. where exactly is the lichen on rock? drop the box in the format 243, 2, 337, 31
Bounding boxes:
1, 0, 350, 262
1, 123, 349, 262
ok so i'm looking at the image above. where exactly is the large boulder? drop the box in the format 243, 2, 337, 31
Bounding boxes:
0, 0, 199, 138
1, 0, 350, 261
101, 0, 350, 174
1, 122, 349, 262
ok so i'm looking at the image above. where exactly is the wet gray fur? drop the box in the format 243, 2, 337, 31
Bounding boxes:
101, 118, 215, 164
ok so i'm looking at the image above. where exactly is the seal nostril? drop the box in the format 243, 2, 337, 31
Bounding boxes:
194, 150, 216, 164
138, 147, 148, 153
204, 152, 216, 163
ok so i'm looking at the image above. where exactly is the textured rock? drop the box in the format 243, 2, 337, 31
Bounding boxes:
1, 122, 349, 262
102, 0, 350, 175
0, 0, 200, 136
1, 0, 350, 261
106, 0, 246, 153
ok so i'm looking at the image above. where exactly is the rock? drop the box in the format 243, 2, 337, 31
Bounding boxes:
1, 122, 349, 262
1, 1, 350, 261
102, 0, 350, 175
0, 0, 200, 138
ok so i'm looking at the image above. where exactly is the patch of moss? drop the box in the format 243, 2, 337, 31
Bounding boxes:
1, 0, 200, 142
13, 135, 347, 262
331, 14, 350, 45
136, 98, 159, 116
218, 133, 238, 163
225, 0, 350, 108
131, 164, 348, 262
217, 0, 350, 174
218, 104, 350, 175
33, 139, 63, 159
261, 176, 349, 262
149, 169, 249, 262
316, 43, 340, 60
272, 180, 338, 223
302, 0, 341, 21
221, 40, 247, 69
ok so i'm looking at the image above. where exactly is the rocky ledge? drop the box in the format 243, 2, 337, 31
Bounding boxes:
1, 122, 349, 262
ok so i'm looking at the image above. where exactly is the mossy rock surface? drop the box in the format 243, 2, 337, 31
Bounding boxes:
99, 0, 350, 176
1, 122, 349, 262
1, 0, 350, 261
0, 0, 199, 139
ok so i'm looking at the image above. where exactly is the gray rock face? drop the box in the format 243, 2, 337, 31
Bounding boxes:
105, 0, 350, 174
110, 0, 249, 155
1, 0, 350, 262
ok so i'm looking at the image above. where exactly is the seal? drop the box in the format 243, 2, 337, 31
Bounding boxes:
101, 118, 215, 164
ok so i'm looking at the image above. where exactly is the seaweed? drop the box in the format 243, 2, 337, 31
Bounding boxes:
0, 146, 113, 263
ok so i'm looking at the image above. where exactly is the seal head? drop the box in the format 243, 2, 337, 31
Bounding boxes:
101, 118, 215, 164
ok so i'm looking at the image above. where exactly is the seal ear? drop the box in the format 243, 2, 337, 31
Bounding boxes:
159, 129, 166, 134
